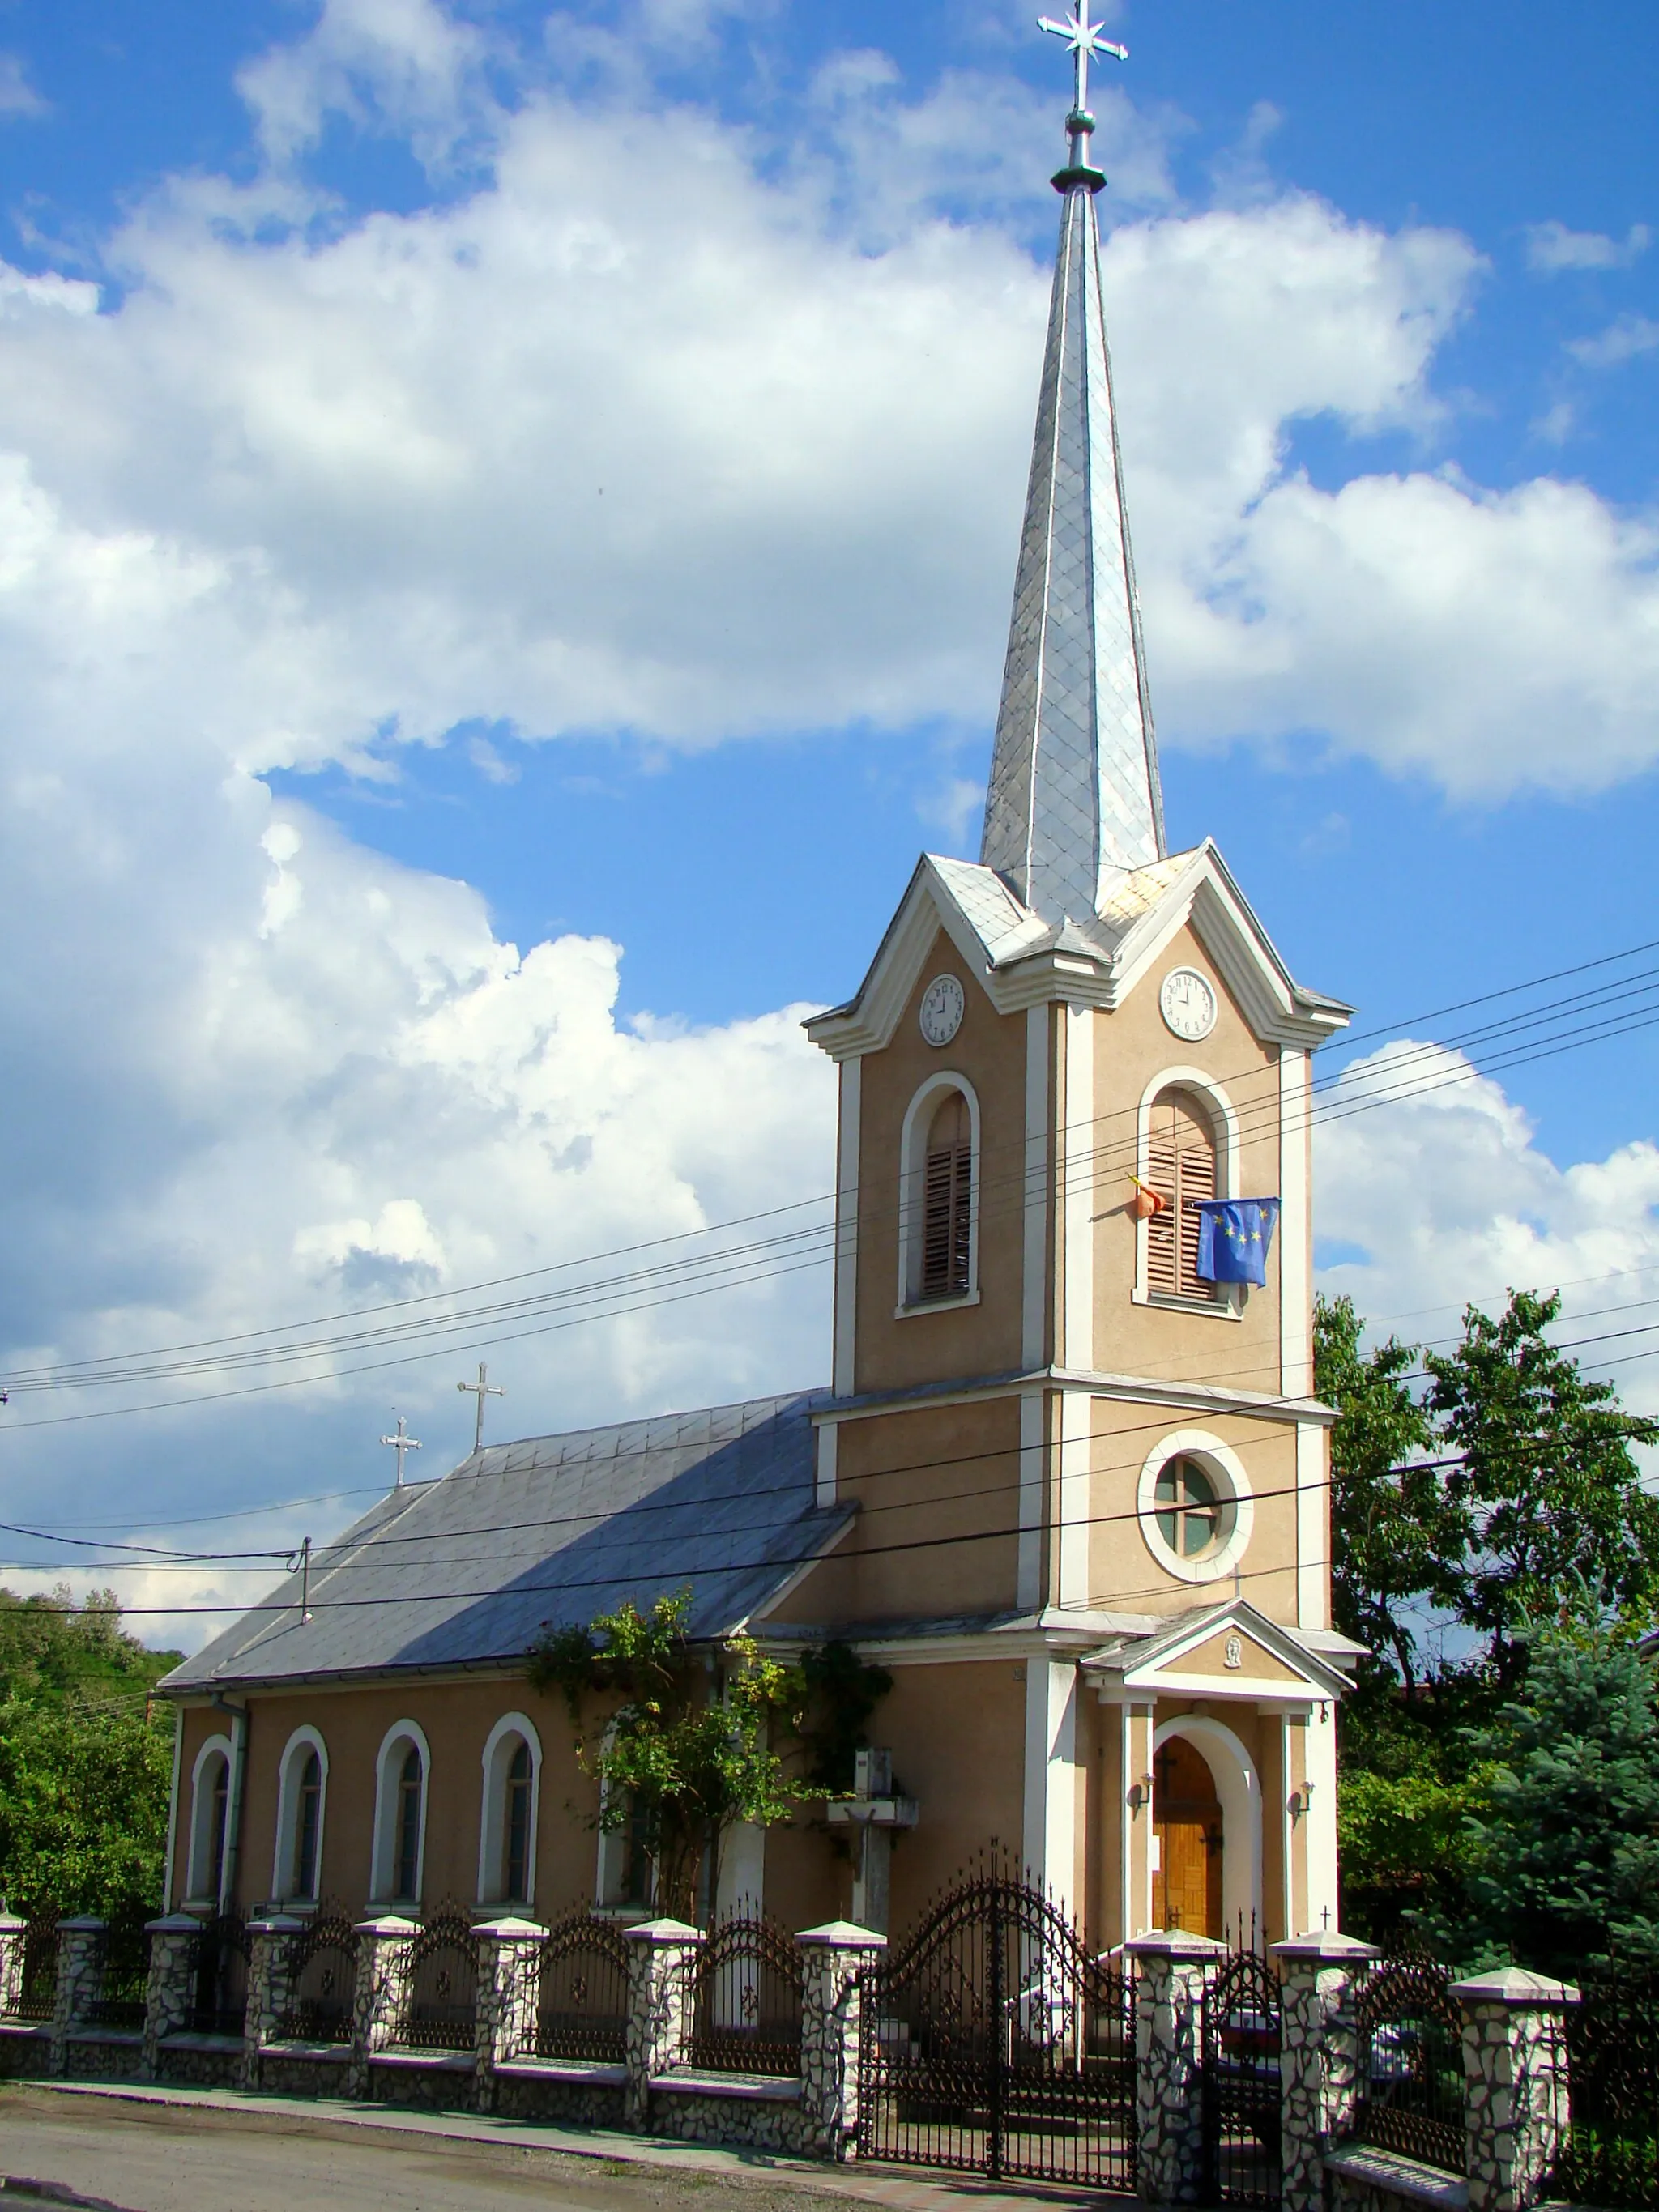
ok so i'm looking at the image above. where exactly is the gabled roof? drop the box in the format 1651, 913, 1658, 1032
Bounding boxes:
160, 1390, 849, 1695
804, 841, 1351, 1061
1080, 1596, 1352, 1705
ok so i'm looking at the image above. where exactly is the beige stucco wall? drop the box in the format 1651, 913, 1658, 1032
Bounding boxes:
851, 929, 1044, 1395
1081, 919, 1289, 1390
774, 1395, 1025, 1627
170, 1677, 597, 1919
1085, 1400, 1301, 1626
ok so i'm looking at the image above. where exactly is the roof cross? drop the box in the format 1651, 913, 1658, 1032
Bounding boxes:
380, 1412, 423, 1487
1036, 2, 1128, 120
457, 1360, 504, 1453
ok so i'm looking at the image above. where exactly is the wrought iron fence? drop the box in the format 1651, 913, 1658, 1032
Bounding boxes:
684, 1908, 804, 2076
532, 1906, 630, 2064
86, 1918, 150, 2031
1555, 1956, 1659, 2211
1202, 1942, 1283, 2206
186, 1909, 251, 2037
391, 1903, 478, 2052
275, 1906, 359, 2044
1350, 1954, 1465, 2175
857, 1865, 1137, 2189
11, 1912, 58, 2021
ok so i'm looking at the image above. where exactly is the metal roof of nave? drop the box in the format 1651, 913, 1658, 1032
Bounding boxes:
161, 1391, 847, 1692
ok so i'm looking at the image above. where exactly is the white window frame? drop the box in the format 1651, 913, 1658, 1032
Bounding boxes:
476, 1711, 543, 1909
185, 1733, 234, 1905
270, 1725, 330, 1906
1137, 1429, 1255, 1586
1132, 1068, 1242, 1315
370, 1719, 432, 1907
895, 1070, 983, 1315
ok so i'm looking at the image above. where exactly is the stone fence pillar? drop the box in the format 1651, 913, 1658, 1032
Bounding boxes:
1125, 1930, 1226, 2209
241, 1914, 308, 2091
0, 1910, 27, 2017
348, 1913, 418, 2097
1273, 1932, 1377, 2212
473, 1916, 547, 2113
1452, 1969, 1578, 2212
51, 1916, 107, 2073
141, 1912, 204, 2077
796, 1920, 885, 2160
623, 1918, 703, 2131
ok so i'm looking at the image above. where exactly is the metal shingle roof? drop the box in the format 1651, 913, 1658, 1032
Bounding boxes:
161, 1388, 842, 1693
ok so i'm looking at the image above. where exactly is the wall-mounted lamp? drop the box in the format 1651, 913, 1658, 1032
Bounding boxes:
1127, 1772, 1157, 1813
1288, 1781, 1316, 1822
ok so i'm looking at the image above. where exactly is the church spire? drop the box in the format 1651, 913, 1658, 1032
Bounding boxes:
979, 4, 1165, 923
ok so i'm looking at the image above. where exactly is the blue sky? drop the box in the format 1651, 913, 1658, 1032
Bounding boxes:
0, 0, 1654, 1640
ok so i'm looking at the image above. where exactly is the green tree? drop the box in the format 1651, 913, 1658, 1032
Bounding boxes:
527, 1592, 890, 1920
1445, 1617, 1659, 1975
0, 1697, 173, 1923
0, 1588, 180, 1928
1427, 1291, 1659, 1686
1316, 1293, 1445, 1693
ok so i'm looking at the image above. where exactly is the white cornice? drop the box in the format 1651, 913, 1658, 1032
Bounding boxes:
810, 1362, 1334, 1430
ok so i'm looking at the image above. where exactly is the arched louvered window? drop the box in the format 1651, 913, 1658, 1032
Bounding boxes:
1144, 1089, 1218, 1301
920, 1091, 973, 1301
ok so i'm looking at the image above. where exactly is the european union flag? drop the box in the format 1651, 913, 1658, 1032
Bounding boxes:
1195, 1198, 1281, 1287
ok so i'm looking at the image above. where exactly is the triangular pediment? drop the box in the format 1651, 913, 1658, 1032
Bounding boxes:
804, 843, 1349, 1063
1082, 1599, 1349, 1705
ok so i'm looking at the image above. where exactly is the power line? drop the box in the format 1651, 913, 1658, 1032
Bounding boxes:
6, 931, 1658, 1407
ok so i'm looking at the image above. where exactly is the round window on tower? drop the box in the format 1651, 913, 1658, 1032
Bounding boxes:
1137, 1434, 1254, 1586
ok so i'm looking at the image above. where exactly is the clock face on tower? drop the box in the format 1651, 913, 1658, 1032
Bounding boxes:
1159, 966, 1218, 1042
919, 974, 966, 1047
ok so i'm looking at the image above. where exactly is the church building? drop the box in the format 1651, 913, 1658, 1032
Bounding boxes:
160, 46, 1360, 1954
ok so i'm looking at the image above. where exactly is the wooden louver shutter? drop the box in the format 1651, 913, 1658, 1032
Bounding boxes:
921, 1092, 973, 1299
1144, 1093, 1217, 1300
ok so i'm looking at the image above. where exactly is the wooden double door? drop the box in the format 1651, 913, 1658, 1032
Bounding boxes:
1152, 1736, 1223, 1940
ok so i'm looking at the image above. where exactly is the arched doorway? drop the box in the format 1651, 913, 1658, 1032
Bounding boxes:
1153, 1735, 1223, 1938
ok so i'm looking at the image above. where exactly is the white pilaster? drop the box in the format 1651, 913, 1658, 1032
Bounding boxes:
1056, 1388, 1091, 1610
1017, 1391, 1045, 1610
1303, 1701, 1338, 1934
716, 1820, 766, 1917
815, 1420, 838, 1511
1277, 1046, 1311, 1396
1022, 1004, 1051, 1370
1295, 1419, 1327, 1630
1279, 1712, 1297, 1939
833, 1057, 861, 1399
1063, 1003, 1094, 1370
1022, 1656, 1077, 1910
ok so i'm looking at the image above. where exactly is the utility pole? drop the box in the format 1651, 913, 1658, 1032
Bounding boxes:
457, 1362, 504, 1453
380, 1413, 422, 1487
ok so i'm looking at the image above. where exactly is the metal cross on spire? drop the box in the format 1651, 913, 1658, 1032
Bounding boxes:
380, 1413, 423, 1487
1038, 1, 1127, 117
457, 1361, 504, 1453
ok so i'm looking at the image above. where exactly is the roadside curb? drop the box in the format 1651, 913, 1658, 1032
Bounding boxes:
0, 2081, 1129, 2212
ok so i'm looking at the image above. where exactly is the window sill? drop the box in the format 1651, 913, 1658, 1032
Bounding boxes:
1132, 1289, 1240, 1321
894, 1289, 981, 1319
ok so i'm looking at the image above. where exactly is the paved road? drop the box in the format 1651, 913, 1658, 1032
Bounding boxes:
0, 2087, 1124, 2212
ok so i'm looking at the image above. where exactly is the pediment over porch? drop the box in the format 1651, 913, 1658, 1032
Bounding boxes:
1080, 1598, 1350, 1709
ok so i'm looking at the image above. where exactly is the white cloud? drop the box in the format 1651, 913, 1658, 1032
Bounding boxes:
1525, 219, 1651, 274
0, 54, 47, 120
1316, 1041, 1659, 1426
1567, 313, 1659, 369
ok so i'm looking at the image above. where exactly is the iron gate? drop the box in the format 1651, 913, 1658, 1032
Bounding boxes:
857, 1871, 1136, 2189
1202, 1947, 1282, 2206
